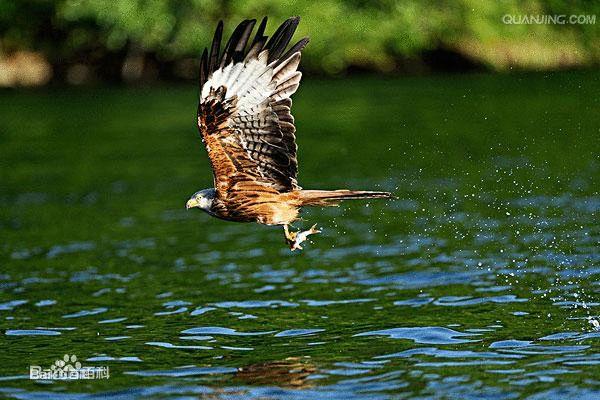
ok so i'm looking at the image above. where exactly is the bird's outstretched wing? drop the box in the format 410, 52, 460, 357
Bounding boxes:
197, 17, 309, 198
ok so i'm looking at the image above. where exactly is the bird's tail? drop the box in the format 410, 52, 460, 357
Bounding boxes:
298, 189, 393, 207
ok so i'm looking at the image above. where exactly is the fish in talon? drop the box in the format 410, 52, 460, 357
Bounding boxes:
287, 224, 321, 251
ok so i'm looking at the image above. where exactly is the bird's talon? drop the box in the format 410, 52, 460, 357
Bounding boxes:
284, 224, 321, 251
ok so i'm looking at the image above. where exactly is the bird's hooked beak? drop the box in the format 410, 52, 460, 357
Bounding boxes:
186, 198, 198, 210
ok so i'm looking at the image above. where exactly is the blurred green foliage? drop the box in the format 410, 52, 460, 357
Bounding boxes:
0, 0, 598, 82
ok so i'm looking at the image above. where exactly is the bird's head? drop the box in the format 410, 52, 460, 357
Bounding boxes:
186, 189, 216, 212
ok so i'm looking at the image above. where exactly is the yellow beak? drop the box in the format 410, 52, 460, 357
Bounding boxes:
186, 199, 198, 209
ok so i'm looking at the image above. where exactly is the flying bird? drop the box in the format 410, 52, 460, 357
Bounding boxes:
186, 16, 392, 250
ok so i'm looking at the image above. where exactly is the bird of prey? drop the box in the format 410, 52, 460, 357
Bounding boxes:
186, 16, 392, 250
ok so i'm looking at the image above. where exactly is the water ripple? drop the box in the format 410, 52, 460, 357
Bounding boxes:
87, 355, 142, 362
5, 329, 60, 336
47, 241, 95, 258
124, 366, 237, 377
154, 307, 188, 316
213, 300, 298, 308
540, 331, 600, 341
98, 317, 128, 324
62, 307, 108, 318
34, 300, 56, 307
275, 329, 325, 337
181, 327, 275, 336
146, 341, 212, 350
376, 347, 522, 359
355, 327, 479, 344
0, 300, 28, 310
433, 295, 528, 306
302, 299, 374, 306
190, 307, 216, 316
416, 360, 515, 367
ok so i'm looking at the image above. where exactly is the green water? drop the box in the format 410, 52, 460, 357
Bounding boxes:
0, 71, 598, 399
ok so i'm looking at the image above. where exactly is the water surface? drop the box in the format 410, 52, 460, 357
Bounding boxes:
0, 72, 598, 398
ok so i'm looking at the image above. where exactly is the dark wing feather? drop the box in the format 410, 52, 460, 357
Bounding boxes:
265, 17, 299, 64
232, 20, 256, 62
220, 19, 255, 68
199, 48, 208, 94
208, 21, 223, 74
278, 37, 309, 66
248, 17, 268, 54
197, 17, 309, 197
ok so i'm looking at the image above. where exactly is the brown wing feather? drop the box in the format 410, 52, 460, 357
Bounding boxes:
198, 85, 287, 197
197, 17, 309, 202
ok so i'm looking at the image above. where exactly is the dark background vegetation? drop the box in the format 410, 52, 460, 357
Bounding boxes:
0, 0, 598, 86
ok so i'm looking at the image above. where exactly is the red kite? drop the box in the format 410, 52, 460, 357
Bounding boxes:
187, 17, 392, 250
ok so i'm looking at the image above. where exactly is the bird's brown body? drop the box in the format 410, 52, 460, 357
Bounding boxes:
209, 181, 301, 225
209, 186, 390, 226
187, 16, 392, 249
